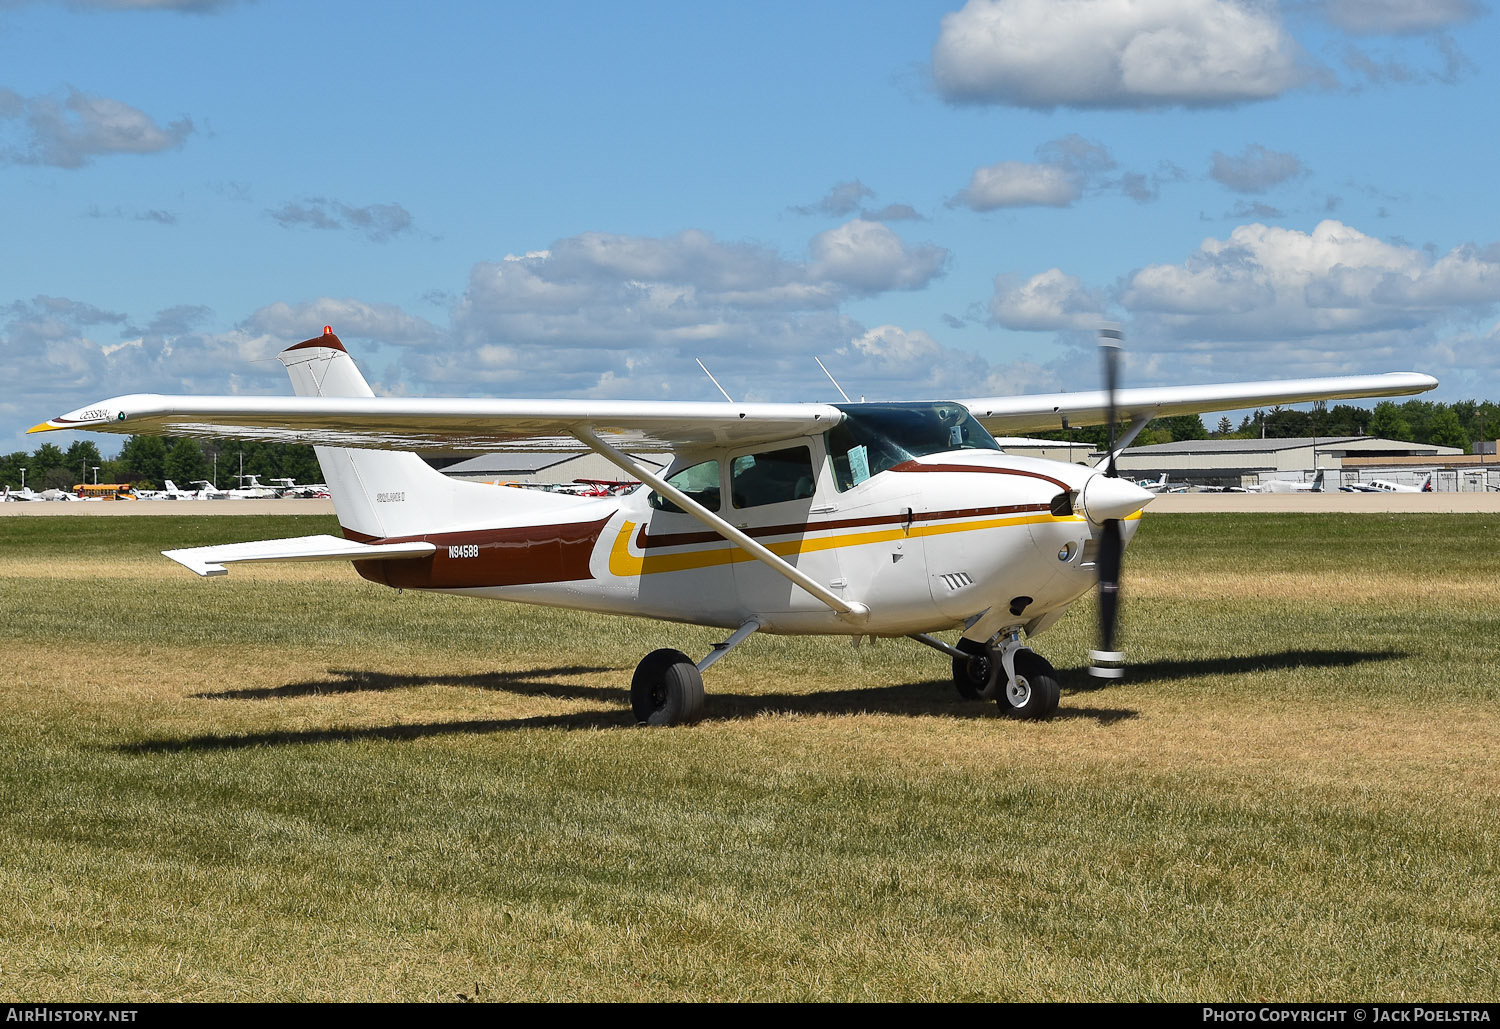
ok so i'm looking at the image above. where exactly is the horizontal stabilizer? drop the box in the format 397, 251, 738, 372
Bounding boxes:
162, 534, 436, 577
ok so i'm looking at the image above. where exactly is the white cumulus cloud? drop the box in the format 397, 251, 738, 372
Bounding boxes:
990, 269, 1111, 330
809, 220, 949, 292
953, 162, 1080, 210
1124, 220, 1500, 340
932, 0, 1305, 109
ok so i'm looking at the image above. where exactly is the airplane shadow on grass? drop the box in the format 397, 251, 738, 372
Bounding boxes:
119, 646, 1404, 755
192, 666, 621, 703
1065, 647, 1410, 692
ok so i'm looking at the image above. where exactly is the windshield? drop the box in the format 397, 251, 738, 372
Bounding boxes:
826, 402, 999, 491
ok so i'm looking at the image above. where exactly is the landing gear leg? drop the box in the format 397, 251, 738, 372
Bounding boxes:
914, 630, 1060, 719
993, 631, 1060, 720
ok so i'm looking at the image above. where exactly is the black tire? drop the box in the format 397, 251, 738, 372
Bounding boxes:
631, 648, 706, 726
1002, 650, 1060, 720
951, 637, 1000, 701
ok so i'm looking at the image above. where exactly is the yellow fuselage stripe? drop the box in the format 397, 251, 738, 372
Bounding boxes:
606, 511, 1126, 578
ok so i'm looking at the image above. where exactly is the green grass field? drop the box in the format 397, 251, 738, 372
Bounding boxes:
1, 513, 1496, 1001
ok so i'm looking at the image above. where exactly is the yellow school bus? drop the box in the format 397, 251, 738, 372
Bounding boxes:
73, 483, 136, 500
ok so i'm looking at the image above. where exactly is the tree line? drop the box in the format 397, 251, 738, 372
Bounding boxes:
0, 437, 323, 492
1033, 398, 1495, 452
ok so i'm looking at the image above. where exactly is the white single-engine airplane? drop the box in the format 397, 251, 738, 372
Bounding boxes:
1136, 473, 1188, 494
32, 328, 1437, 724
1341, 473, 1434, 494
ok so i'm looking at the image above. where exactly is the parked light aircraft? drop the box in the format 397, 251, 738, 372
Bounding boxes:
1195, 469, 1326, 494
1136, 473, 1188, 494
270, 477, 330, 499
1341, 473, 1433, 494
1250, 469, 1326, 494
227, 474, 280, 499
31, 328, 1438, 723
137, 479, 204, 500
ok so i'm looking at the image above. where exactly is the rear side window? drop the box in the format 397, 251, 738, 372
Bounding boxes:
648, 459, 721, 513
731, 446, 815, 509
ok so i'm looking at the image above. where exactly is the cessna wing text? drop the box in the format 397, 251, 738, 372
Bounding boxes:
33, 328, 1438, 724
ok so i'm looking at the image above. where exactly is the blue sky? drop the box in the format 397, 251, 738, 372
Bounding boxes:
5, 0, 1497, 454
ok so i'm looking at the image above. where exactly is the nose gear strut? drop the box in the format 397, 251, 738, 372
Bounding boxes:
912, 629, 1061, 719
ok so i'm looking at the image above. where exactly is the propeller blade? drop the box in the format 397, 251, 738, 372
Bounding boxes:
1093, 326, 1127, 679
1099, 328, 1123, 478
1089, 516, 1124, 679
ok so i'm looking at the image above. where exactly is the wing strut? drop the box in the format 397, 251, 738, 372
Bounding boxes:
1092, 406, 1159, 469
572, 425, 870, 625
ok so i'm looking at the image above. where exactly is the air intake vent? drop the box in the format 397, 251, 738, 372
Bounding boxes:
939, 572, 973, 591
1050, 490, 1077, 517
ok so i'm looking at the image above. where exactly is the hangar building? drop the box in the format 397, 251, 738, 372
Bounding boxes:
1114, 436, 1468, 490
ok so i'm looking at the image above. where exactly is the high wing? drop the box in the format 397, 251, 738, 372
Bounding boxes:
960, 372, 1437, 436
32, 394, 843, 453
34, 372, 1436, 454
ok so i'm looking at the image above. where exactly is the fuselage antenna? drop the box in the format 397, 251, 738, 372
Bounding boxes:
815, 356, 853, 403
695, 358, 735, 403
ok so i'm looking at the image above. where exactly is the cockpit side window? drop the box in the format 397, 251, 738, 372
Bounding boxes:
826, 402, 1000, 492
730, 446, 815, 509
648, 459, 721, 513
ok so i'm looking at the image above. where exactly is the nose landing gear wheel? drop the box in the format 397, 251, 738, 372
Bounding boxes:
1001, 650, 1060, 720
631, 648, 706, 726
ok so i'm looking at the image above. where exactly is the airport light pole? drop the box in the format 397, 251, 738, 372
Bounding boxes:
19, 468, 24, 489
92, 466, 99, 485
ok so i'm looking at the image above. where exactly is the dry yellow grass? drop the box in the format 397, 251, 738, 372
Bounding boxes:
1, 513, 1497, 1000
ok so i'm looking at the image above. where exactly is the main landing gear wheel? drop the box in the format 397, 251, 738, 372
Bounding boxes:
1001, 650, 1060, 720
631, 648, 706, 727
952, 637, 1001, 701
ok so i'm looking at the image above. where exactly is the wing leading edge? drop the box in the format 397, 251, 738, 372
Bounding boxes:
32, 393, 845, 454
960, 372, 1438, 437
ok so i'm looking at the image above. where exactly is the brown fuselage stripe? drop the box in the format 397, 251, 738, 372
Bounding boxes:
343, 516, 610, 589
634, 502, 1052, 550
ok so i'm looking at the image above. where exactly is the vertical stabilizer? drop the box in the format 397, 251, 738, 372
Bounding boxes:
279, 327, 605, 540
278, 328, 455, 538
